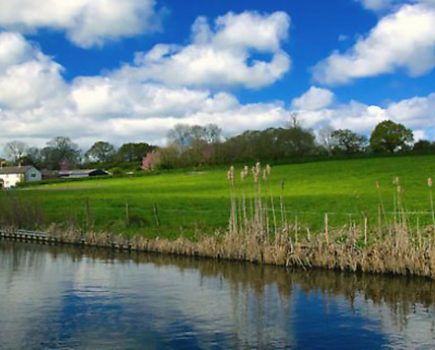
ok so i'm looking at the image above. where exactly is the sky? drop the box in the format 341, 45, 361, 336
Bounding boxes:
0, 0, 434, 150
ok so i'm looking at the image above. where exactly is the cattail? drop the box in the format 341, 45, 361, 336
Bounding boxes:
227, 166, 235, 185
266, 164, 271, 176
262, 169, 268, 182
428, 177, 433, 188
241, 166, 249, 181
251, 165, 260, 183
255, 162, 261, 173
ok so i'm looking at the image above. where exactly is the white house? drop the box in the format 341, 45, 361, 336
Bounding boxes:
0, 166, 42, 189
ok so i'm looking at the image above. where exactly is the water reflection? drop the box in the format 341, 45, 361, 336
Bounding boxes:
0, 241, 434, 349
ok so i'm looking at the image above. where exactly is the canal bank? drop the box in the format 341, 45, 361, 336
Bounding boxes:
1, 225, 434, 280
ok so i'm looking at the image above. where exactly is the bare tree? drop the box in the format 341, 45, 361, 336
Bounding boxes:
167, 124, 193, 151
317, 126, 335, 155
4, 141, 28, 164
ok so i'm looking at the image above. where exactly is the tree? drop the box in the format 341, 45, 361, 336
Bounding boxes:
331, 129, 367, 154
4, 141, 28, 164
317, 127, 335, 155
117, 143, 155, 162
22, 147, 43, 168
167, 124, 194, 151
85, 141, 116, 163
413, 140, 435, 152
43, 136, 81, 170
369, 120, 413, 153
204, 124, 222, 144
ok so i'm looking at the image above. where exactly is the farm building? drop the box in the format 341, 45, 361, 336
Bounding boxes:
0, 166, 42, 189
58, 169, 109, 179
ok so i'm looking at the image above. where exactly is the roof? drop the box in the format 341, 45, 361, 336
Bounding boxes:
59, 169, 109, 176
0, 166, 36, 175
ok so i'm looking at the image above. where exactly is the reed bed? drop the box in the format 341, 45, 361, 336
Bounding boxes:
2, 163, 435, 279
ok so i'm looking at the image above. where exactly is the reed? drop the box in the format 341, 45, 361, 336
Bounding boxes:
1, 164, 435, 279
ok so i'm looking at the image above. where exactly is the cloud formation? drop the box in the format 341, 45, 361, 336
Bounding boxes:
293, 87, 435, 140
0, 0, 161, 48
0, 32, 66, 109
358, 0, 435, 11
115, 11, 291, 89
291, 87, 334, 111
0, 31, 289, 149
0, 17, 434, 153
313, 4, 435, 84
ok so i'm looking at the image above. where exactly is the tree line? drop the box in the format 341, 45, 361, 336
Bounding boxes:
154, 119, 432, 169
1, 120, 434, 172
1, 137, 155, 171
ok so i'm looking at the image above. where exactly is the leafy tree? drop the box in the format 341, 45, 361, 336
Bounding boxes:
117, 143, 155, 162
331, 129, 367, 154
85, 141, 116, 163
4, 141, 28, 164
413, 140, 435, 152
222, 126, 317, 163
22, 147, 43, 168
369, 120, 413, 153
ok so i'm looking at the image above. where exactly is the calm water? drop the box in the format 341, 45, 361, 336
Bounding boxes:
0, 241, 434, 349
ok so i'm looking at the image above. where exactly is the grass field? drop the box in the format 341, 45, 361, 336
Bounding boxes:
3, 154, 435, 239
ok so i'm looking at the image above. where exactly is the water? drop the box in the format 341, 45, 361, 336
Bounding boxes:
0, 241, 434, 349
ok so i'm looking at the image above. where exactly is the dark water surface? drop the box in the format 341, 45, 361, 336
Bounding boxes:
0, 241, 434, 349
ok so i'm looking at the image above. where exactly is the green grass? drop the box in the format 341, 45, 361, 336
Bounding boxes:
3, 154, 435, 239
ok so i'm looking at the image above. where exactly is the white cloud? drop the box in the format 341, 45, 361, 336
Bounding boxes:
0, 30, 289, 149
1, 33, 434, 154
291, 87, 334, 111
0, 0, 161, 48
292, 87, 435, 138
357, 0, 435, 11
313, 4, 435, 84
357, 0, 400, 11
0, 32, 66, 109
115, 11, 291, 89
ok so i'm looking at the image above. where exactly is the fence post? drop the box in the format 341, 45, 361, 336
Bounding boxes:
125, 202, 130, 227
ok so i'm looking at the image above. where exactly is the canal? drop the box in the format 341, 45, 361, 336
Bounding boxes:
0, 241, 434, 349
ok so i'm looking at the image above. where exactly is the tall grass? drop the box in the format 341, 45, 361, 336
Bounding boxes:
1, 163, 434, 279
221, 164, 435, 278
0, 193, 45, 229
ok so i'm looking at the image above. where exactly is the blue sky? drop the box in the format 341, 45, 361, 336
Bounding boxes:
0, 0, 434, 148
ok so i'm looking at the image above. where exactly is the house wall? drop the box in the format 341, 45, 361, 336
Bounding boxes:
0, 167, 41, 189
25, 169, 42, 182
0, 174, 24, 188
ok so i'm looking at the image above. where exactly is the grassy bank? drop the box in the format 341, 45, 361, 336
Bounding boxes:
1, 155, 434, 278
2, 154, 435, 239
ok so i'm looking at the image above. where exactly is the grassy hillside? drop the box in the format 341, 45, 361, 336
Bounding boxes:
3, 154, 435, 239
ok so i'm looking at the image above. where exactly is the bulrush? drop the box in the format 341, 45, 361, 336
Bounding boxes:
240, 166, 249, 182
2, 168, 435, 280
251, 163, 260, 183
227, 166, 235, 185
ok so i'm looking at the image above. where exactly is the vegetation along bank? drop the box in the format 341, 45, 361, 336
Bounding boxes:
1, 155, 435, 279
